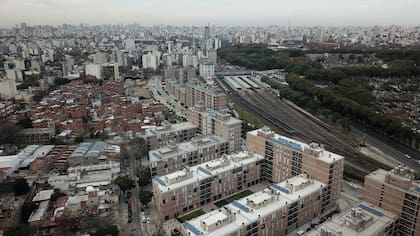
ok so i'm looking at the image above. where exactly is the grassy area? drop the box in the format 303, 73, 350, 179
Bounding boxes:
225, 190, 254, 203
178, 209, 206, 223
234, 104, 264, 127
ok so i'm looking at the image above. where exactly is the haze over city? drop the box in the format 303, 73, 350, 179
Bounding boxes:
1, 0, 420, 27
0, 1, 420, 236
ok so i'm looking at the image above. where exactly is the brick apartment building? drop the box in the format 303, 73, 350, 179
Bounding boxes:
185, 80, 227, 111
149, 135, 229, 177
246, 128, 344, 213
152, 151, 264, 219
364, 165, 420, 236
165, 77, 227, 111
307, 202, 398, 236
187, 104, 242, 152
144, 122, 198, 150
181, 174, 328, 236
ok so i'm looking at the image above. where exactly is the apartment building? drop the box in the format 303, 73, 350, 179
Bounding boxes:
144, 122, 198, 150
188, 104, 242, 152
165, 78, 187, 104
181, 174, 327, 236
149, 136, 229, 177
152, 151, 264, 220
246, 127, 344, 213
364, 165, 420, 236
307, 202, 398, 236
185, 79, 227, 111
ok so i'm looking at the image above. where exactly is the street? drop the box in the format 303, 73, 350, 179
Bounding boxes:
145, 76, 187, 118
351, 126, 420, 172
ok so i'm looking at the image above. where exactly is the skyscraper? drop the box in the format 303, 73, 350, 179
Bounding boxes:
204, 25, 211, 42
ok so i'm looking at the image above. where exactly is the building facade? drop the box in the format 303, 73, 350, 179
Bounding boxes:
181, 174, 327, 236
246, 128, 344, 213
144, 122, 198, 150
152, 151, 264, 220
364, 165, 420, 236
185, 80, 227, 111
188, 104, 242, 152
149, 136, 229, 177
306, 202, 398, 236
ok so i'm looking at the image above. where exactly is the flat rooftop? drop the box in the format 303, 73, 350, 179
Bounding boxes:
306, 202, 398, 236
366, 167, 420, 197
32, 189, 54, 202
248, 128, 344, 164
144, 122, 197, 136
149, 135, 226, 163
153, 151, 264, 192
70, 141, 106, 158
183, 175, 325, 236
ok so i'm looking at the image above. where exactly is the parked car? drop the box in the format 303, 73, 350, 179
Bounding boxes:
141, 212, 147, 223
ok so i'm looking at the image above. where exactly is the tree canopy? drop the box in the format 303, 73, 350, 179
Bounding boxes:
114, 175, 135, 192
13, 178, 30, 196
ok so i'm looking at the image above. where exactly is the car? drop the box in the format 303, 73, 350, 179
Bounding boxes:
141, 212, 147, 223
126, 190, 132, 199
128, 216, 132, 223
405, 154, 411, 159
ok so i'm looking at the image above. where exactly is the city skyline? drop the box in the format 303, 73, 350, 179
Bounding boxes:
0, 0, 420, 27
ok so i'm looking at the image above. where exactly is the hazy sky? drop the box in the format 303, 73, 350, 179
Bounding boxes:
0, 0, 419, 27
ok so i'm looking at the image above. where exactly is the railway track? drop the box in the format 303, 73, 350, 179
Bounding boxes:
217, 78, 386, 174
218, 78, 297, 134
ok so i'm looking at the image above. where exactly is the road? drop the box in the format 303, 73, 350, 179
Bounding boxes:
351, 126, 420, 172
118, 144, 148, 236
146, 76, 187, 118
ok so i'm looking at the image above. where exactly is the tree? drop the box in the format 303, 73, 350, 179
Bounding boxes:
0, 123, 22, 145
21, 202, 37, 223
13, 178, 30, 196
3, 225, 31, 236
50, 190, 66, 202
114, 175, 135, 192
139, 188, 153, 207
137, 166, 151, 187
16, 117, 33, 129
92, 225, 119, 236
129, 137, 148, 158
55, 77, 70, 86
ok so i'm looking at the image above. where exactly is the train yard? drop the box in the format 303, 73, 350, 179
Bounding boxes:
218, 76, 390, 177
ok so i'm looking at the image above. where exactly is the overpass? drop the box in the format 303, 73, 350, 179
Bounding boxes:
215, 71, 255, 77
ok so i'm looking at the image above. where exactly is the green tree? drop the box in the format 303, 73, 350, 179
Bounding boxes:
0, 123, 22, 145
21, 202, 37, 223
114, 175, 135, 192
3, 225, 31, 236
55, 77, 70, 86
13, 178, 30, 196
138, 188, 153, 206
129, 137, 148, 159
92, 225, 119, 236
16, 117, 33, 129
137, 166, 151, 187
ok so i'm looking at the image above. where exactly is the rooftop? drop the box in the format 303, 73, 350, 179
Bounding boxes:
32, 189, 54, 202
70, 141, 106, 158
153, 151, 264, 192
144, 122, 197, 137
249, 128, 344, 164
306, 202, 398, 236
183, 174, 325, 236
149, 135, 226, 163
366, 166, 420, 196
